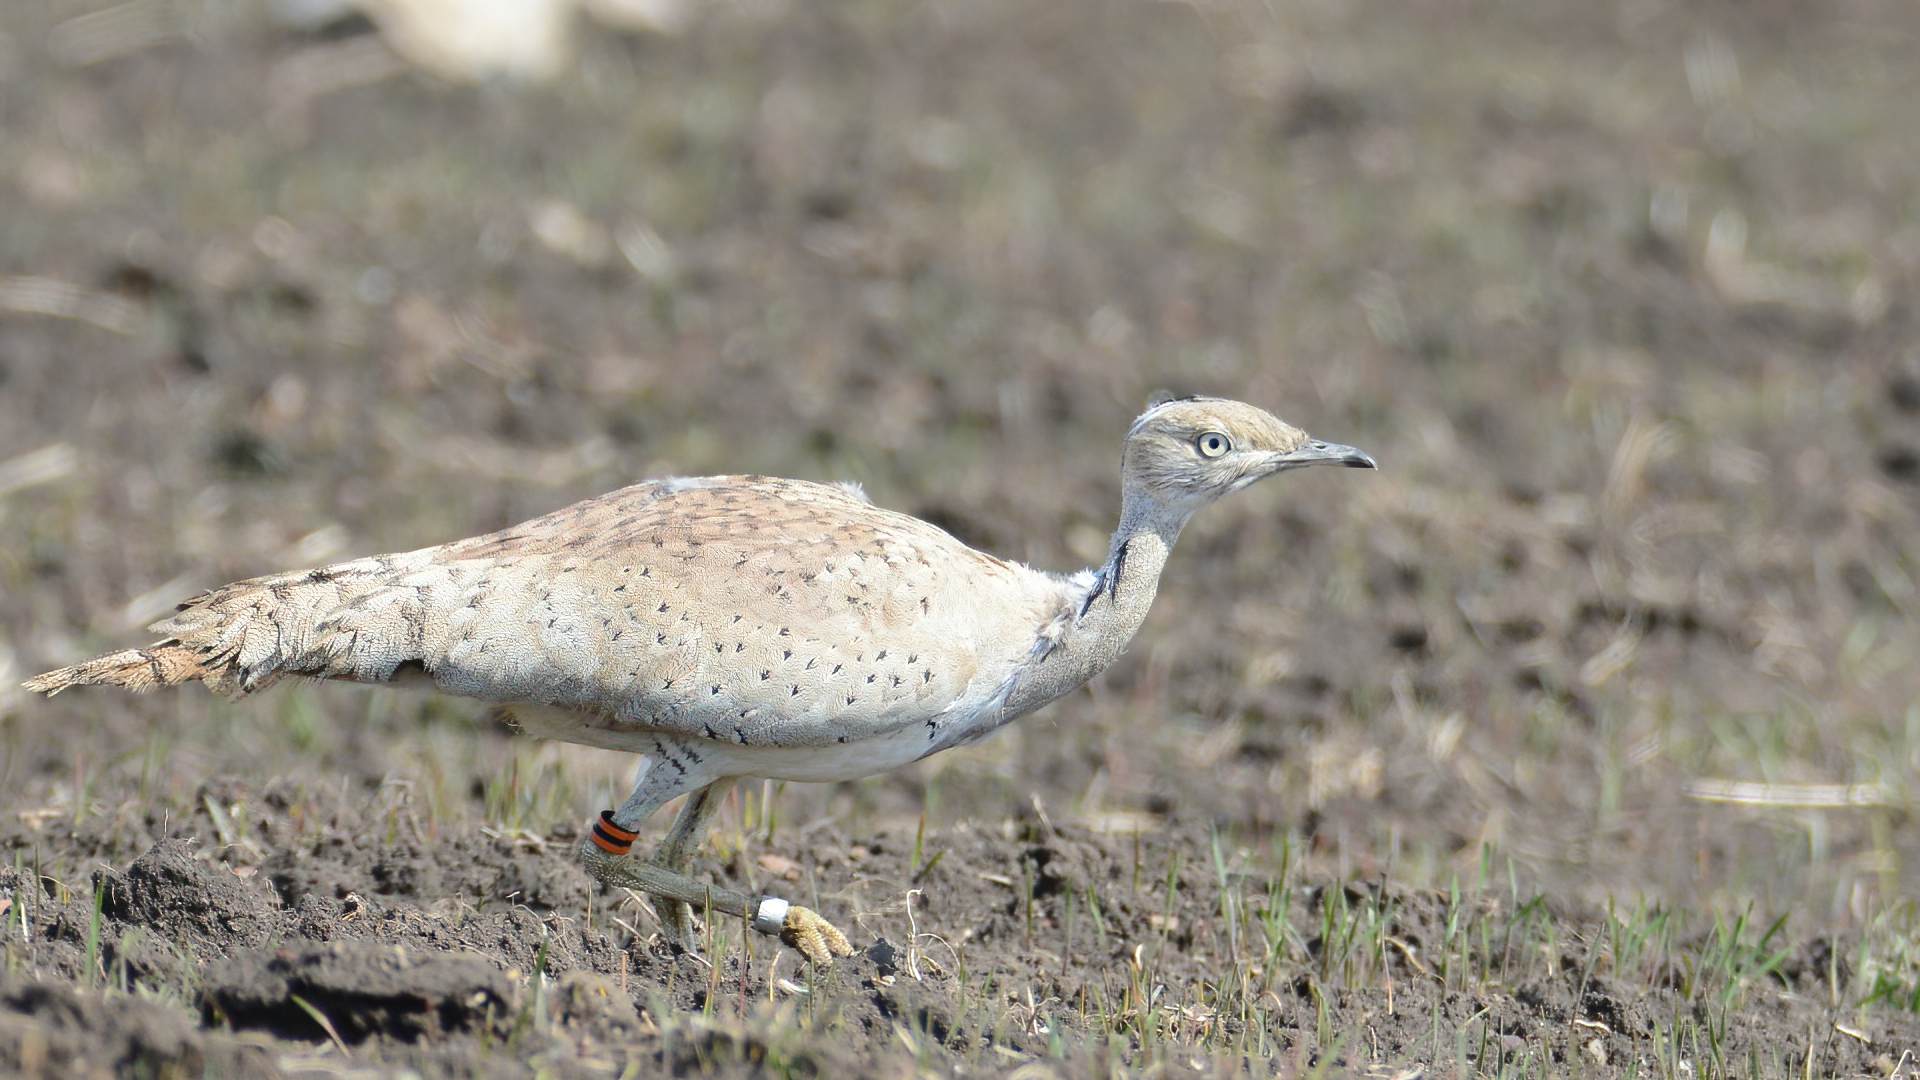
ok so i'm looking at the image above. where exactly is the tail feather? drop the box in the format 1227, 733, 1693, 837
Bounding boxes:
23, 642, 211, 696
23, 549, 455, 699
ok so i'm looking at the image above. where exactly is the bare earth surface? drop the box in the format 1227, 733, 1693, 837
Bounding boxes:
3, 0, 1920, 1076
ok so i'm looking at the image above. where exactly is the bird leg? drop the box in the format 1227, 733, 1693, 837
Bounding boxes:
652, 778, 736, 950
578, 756, 852, 965
580, 818, 852, 965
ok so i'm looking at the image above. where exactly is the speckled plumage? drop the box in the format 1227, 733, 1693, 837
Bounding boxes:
26, 396, 1375, 964
31, 477, 1070, 747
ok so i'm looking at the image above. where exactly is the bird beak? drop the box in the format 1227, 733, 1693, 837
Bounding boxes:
1274, 438, 1377, 471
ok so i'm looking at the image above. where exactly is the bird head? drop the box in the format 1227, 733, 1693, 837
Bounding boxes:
1119, 396, 1375, 518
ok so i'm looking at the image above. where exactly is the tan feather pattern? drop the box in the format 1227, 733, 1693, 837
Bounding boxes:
28, 475, 1073, 751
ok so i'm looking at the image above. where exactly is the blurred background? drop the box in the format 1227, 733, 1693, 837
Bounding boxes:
2, 0, 1918, 972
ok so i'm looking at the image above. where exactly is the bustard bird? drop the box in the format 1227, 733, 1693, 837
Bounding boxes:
25, 397, 1375, 963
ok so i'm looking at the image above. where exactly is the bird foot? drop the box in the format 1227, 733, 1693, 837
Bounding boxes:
659, 898, 699, 953
581, 835, 850, 964
780, 904, 853, 965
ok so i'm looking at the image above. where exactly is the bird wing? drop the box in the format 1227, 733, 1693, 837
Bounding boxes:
91, 475, 1064, 750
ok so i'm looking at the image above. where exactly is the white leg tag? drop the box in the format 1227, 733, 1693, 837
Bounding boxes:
751, 896, 789, 936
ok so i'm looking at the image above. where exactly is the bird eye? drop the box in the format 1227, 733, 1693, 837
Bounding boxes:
1195, 431, 1231, 458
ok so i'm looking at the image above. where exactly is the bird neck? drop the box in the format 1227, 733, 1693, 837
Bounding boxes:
1002, 493, 1187, 717
1085, 495, 1185, 639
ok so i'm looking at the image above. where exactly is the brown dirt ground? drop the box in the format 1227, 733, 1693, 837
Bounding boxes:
3, 0, 1920, 1076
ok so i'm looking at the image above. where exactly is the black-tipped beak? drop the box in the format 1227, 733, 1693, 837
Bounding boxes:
1335, 444, 1378, 469
1282, 439, 1377, 471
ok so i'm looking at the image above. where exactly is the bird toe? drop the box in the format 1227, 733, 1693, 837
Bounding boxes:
782, 905, 853, 964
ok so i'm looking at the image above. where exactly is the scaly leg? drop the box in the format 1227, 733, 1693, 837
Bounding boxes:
577, 748, 852, 965
653, 777, 736, 950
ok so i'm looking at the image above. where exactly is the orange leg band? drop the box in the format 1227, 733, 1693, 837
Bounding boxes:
591, 810, 639, 855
